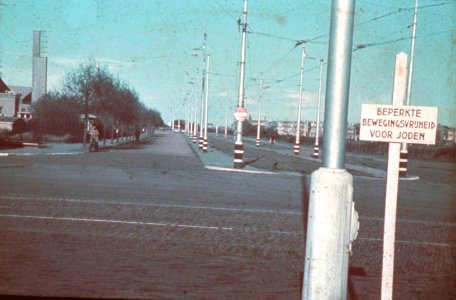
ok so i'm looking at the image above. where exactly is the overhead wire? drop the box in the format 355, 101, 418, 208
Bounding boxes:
248, 1, 452, 89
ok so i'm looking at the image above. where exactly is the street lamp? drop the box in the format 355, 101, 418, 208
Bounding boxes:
313, 59, 324, 158
203, 54, 210, 153
294, 45, 307, 155
233, 0, 248, 169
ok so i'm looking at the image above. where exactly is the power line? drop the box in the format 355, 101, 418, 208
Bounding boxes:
235, 2, 453, 97
354, 30, 454, 51
359, 0, 451, 11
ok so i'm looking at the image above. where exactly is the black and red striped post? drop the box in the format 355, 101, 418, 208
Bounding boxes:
234, 142, 244, 168
399, 149, 408, 177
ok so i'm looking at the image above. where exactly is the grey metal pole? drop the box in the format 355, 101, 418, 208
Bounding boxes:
193, 72, 199, 143
321, 0, 356, 169
294, 45, 306, 155
172, 109, 175, 132
234, 0, 248, 169
186, 98, 191, 136
313, 59, 324, 158
203, 54, 210, 152
199, 33, 207, 149
400, 0, 419, 177
303, 0, 358, 299
256, 107, 261, 147
189, 84, 194, 138
225, 96, 228, 139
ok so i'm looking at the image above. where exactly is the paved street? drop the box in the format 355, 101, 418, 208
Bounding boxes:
0, 131, 455, 299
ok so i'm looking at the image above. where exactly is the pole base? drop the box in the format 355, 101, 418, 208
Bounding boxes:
303, 168, 358, 300
293, 144, 300, 155
233, 161, 244, 169
203, 137, 208, 152
312, 146, 319, 158
234, 142, 244, 169
399, 149, 408, 178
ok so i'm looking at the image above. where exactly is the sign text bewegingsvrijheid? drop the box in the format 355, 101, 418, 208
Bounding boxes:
359, 104, 438, 145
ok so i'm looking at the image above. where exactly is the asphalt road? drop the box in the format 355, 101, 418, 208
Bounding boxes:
0, 132, 455, 299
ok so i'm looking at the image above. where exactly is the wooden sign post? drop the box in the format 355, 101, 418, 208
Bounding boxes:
359, 53, 437, 300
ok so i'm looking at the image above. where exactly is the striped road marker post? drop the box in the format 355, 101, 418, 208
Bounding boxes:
203, 137, 208, 152
399, 149, 408, 177
312, 145, 319, 158
293, 143, 300, 155
234, 142, 244, 168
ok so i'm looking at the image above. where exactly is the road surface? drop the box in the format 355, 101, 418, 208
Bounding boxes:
0, 131, 454, 299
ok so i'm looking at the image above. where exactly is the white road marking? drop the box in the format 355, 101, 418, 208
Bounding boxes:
0, 213, 233, 231
0, 195, 300, 215
1, 195, 454, 227
0, 212, 453, 248
205, 165, 276, 175
0, 152, 83, 156
358, 237, 453, 248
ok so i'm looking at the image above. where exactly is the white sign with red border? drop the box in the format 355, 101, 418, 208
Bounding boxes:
234, 107, 249, 122
360, 104, 438, 145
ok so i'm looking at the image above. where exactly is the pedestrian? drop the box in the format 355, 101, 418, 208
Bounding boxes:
89, 123, 99, 151
135, 127, 140, 142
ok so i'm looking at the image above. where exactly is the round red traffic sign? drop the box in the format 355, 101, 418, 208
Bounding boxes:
234, 107, 249, 122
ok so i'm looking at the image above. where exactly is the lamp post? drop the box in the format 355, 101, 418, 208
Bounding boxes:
400, 0, 419, 178
256, 107, 261, 147
294, 45, 306, 155
233, 0, 248, 169
313, 59, 324, 158
302, 0, 359, 298
193, 74, 199, 143
203, 54, 210, 153
224, 96, 228, 139
199, 33, 208, 150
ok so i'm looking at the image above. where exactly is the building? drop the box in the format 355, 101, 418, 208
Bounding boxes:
0, 78, 32, 118
32, 31, 48, 102
11, 86, 33, 119
269, 120, 311, 137
308, 121, 324, 138
0, 30, 48, 124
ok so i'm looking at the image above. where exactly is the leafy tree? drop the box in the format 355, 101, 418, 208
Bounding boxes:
32, 59, 163, 142
31, 92, 81, 141
11, 118, 31, 140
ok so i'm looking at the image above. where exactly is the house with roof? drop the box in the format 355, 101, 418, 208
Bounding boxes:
0, 78, 33, 130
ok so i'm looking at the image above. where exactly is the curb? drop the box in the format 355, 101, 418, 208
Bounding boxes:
0, 138, 146, 157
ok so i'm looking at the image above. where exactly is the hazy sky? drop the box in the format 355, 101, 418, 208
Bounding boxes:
1, 0, 454, 126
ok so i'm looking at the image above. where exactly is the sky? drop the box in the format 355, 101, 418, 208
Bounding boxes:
1, 0, 455, 127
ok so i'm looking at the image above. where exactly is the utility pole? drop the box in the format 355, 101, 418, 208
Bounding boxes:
400, 0, 419, 178
256, 107, 261, 146
256, 75, 264, 147
186, 96, 191, 136
224, 96, 228, 139
234, 0, 248, 169
193, 72, 199, 143
82, 90, 89, 149
203, 54, 210, 153
199, 33, 208, 150
294, 45, 306, 155
313, 59, 324, 158
172, 109, 175, 132
302, 0, 359, 299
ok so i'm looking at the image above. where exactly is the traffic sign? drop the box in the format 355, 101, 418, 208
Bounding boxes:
234, 107, 248, 122
360, 104, 438, 145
